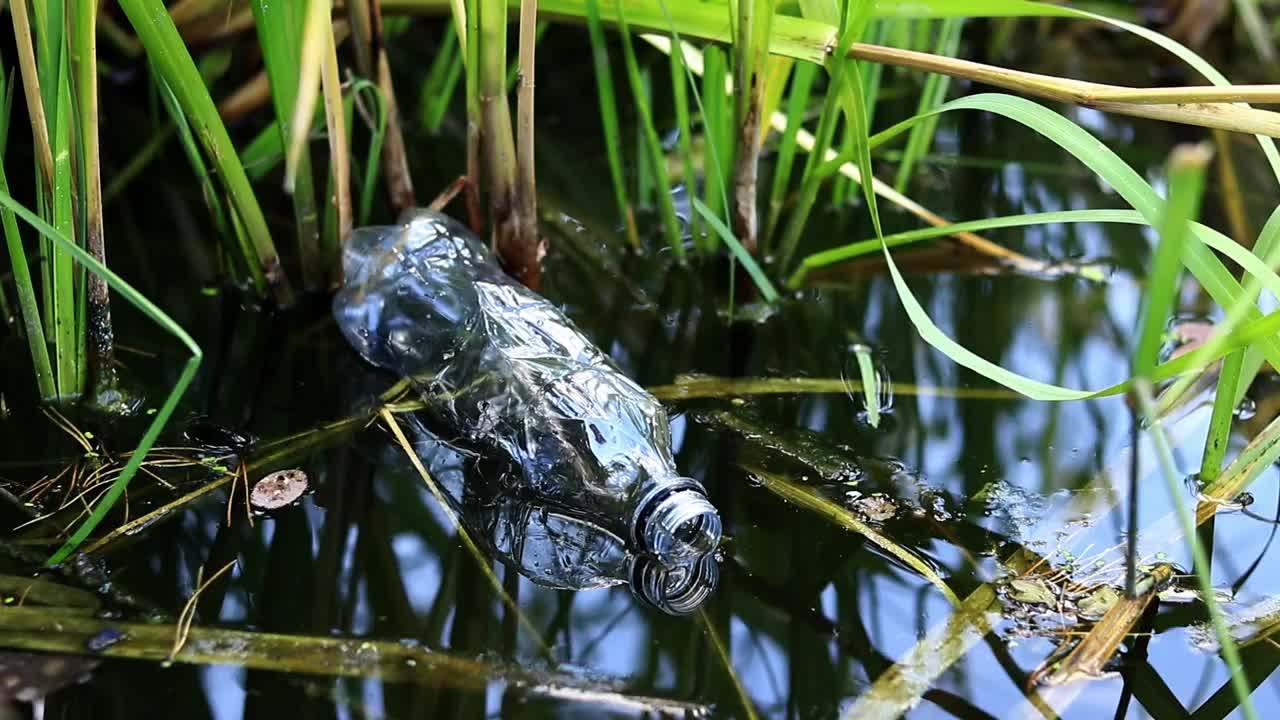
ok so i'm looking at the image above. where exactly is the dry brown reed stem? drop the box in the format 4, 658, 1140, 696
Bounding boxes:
9, 0, 54, 196
1213, 129, 1251, 247
845, 42, 1280, 137
167, 0, 229, 27
1030, 564, 1172, 699
168, 559, 238, 662
218, 21, 352, 123
175, 6, 256, 46
217, 69, 270, 122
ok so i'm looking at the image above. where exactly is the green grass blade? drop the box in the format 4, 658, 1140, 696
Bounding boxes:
615, 3, 683, 256
585, 0, 636, 247
0, 66, 54, 399
117, 0, 294, 305
892, 17, 962, 192
50, 40, 78, 399
350, 79, 389, 227
1200, 349, 1243, 481
863, 93, 1280, 382
763, 60, 816, 251
0, 190, 202, 566
789, 207, 1280, 290
1232, 0, 1275, 62
692, 197, 778, 301
668, 28, 699, 246
1126, 143, 1207, 597
152, 74, 257, 292
775, 68, 845, 269
1134, 145, 1208, 378
872, 0, 1280, 181
777, 0, 876, 270
420, 21, 462, 133
790, 208, 1126, 284
250, 0, 324, 291
701, 44, 731, 229
852, 342, 882, 428
240, 123, 284, 181
1134, 380, 1256, 720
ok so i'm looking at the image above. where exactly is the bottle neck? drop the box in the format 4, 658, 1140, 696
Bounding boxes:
630, 478, 722, 563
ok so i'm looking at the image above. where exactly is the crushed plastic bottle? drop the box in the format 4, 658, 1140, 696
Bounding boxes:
334, 209, 722, 567
402, 415, 718, 614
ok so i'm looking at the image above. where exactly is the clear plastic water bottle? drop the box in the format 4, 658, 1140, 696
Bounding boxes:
401, 415, 718, 614
334, 209, 721, 566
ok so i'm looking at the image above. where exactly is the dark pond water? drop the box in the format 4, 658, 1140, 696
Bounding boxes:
3, 18, 1280, 720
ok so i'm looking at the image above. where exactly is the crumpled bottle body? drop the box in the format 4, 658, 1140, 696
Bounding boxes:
334, 210, 720, 564
402, 415, 718, 614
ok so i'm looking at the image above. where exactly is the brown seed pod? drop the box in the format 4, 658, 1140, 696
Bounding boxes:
250, 469, 309, 511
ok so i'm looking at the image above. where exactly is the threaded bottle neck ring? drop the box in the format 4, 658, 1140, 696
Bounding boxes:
631, 479, 722, 562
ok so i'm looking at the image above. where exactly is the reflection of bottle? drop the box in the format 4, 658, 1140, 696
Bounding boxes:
334, 210, 720, 564
403, 415, 718, 614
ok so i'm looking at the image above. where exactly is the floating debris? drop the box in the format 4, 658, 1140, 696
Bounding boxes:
847, 492, 899, 523
85, 628, 126, 653
1190, 595, 1280, 651
334, 210, 720, 565
250, 469, 309, 511
0, 652, 98, 704
397, 416, 718, 615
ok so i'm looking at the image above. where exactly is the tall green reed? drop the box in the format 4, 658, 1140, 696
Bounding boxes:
0, 190, 202, 565
615, 4, 682, 256
585, 0, 638, 247
117, 0, 293, 305
251, 0, 324, 291
72, 0, 120, 402
0, 61, 54, 399
891, 17, 961, 192
700, 45, 732, 234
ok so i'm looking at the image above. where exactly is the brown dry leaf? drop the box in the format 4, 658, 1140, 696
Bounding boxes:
250, 469, 309, 511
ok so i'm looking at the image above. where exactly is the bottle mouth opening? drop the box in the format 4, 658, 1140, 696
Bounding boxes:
636, 484, 722, 562
630, 553, 720, 615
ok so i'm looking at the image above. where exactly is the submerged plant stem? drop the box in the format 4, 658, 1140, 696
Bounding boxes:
380, 409, 551, 658
73, 0, 118, 399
